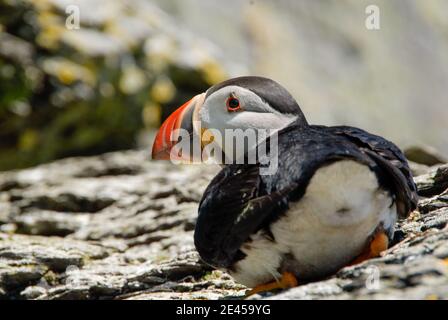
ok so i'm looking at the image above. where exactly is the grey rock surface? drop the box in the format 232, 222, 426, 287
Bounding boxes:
1, 150, 448, 300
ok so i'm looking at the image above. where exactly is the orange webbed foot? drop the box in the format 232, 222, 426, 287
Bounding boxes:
246, 272, 298, 297
349, 231, 389, 266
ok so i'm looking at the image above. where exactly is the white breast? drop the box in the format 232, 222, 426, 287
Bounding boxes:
229, 160, 397, 288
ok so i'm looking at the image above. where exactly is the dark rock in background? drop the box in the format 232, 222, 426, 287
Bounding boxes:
2, 0, 448, 173
0, 150, 447, 300
405, 146, 447, 167
0, 0, 227, 171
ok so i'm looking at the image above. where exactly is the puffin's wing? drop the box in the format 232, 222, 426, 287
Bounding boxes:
319, 125, 418, 218
195, 164, 297, 268
195, 128, 376, 267
195, 125, 418, 267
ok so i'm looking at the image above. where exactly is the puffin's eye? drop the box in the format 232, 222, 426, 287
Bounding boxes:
226, 97, 241, 112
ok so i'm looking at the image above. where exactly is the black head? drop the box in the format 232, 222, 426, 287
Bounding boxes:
205, 76, 308, 125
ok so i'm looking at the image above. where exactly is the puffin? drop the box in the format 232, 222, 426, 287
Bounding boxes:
151, 76, 418, 295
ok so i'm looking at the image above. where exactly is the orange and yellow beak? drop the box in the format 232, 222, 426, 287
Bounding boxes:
151, 93, 205, 161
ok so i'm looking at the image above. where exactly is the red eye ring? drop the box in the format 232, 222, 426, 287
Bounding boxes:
226, 97, 241, 112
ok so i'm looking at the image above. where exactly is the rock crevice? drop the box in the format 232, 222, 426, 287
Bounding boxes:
0, 150, 447, 299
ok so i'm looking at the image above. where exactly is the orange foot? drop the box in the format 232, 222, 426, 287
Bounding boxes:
246, 272, 298, 296
349, 231, 389, 266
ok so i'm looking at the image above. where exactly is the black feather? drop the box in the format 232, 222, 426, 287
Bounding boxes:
194, 123, 418, 268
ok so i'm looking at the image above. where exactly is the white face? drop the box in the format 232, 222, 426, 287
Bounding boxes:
196, 85, 299, 164
199, 85, 298, 134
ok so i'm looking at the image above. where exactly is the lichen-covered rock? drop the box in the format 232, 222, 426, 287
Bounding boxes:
0, 150, 447, 300
0, 0, 227, 171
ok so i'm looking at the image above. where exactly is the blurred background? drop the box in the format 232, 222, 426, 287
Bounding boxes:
1, 0, 447, 172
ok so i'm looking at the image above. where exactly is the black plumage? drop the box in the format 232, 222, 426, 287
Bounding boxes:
205, 76, 308, 122
184, 76, 421, 285
194, 122, 418, 270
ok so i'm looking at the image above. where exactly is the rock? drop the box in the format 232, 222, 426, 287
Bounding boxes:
0, 232, 109, 299
408, 161, 431, 177
21, 285, 48, 299
0, 150, 447, 299
0, 0, 228, 172
13, 210, 89, 236
405, 146, 448, 166
415, 164, 448, 197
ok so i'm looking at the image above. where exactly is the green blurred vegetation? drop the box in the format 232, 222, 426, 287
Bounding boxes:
0, 0, 226, 171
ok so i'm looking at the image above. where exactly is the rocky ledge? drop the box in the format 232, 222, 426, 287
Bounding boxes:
0, 149, 447, 300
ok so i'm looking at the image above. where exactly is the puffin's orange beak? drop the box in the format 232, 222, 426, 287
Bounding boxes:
151, 93, 205, 161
